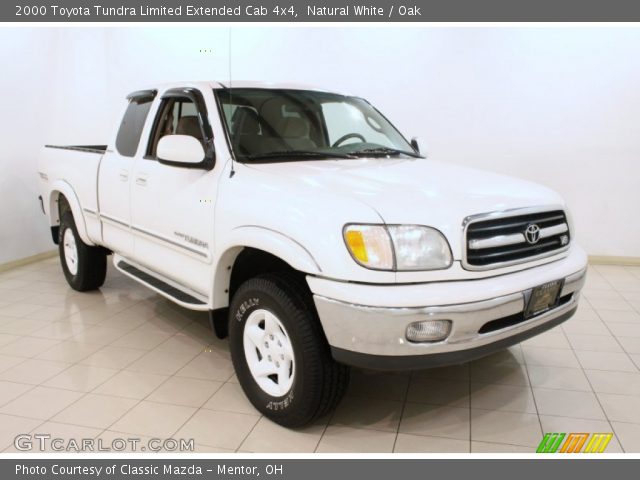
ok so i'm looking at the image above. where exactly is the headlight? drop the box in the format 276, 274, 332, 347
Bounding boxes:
389, 225, 453, 270
343, 224, 452, 271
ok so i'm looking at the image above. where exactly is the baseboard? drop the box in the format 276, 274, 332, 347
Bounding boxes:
589, 255, 640, 266
0, 250, 57, 273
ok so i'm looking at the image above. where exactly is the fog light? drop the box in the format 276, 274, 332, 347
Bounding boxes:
406, 320, 452, 343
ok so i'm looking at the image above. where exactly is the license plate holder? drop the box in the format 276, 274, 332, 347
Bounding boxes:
525, 279, 564, 319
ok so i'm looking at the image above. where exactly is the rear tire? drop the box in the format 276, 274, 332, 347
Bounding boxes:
229, 272, 350, 427
59, 212, 107, 291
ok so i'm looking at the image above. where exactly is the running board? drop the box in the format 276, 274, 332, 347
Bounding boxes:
114, 257, 209, 311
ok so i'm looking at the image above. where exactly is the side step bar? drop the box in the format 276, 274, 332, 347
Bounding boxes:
114, 257, 209, 311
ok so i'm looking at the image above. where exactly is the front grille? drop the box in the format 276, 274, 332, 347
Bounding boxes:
464, 209, 570, 269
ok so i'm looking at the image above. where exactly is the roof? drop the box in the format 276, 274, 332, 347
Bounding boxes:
215, 80, 343, 94
133, 80, 345, 96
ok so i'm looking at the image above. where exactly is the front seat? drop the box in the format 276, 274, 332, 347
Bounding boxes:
176, 116, 204, 143
231, 107, 266, 156
278, 117, 317, 150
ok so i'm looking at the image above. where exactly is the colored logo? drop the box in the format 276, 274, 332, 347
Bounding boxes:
536, 432, 613, 453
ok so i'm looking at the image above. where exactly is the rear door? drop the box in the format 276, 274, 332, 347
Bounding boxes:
98, 90, 156, 256
129, 87, 217, 296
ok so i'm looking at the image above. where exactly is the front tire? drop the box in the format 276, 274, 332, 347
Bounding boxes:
59, 212, 107, 291
229, 273, 350, 427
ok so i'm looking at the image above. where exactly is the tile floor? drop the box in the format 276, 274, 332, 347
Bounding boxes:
0, 257, 639, 453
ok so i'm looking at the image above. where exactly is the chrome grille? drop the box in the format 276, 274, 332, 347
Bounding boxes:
463, 209, 570, 270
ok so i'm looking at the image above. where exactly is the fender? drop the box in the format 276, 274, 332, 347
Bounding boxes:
211, 225, 322, 309
48, 180, 95, 246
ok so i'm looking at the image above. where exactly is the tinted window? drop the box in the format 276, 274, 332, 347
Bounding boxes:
115, 98, 153, 157
216, 89, 413, 161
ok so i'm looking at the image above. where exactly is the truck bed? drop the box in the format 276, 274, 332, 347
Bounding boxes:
38, 144, 107, 246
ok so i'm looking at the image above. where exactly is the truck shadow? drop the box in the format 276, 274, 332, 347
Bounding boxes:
326, 347, 528, 434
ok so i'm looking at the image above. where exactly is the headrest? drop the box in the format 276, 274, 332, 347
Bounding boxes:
232, 107, 261, 135
176, 116, 202, 140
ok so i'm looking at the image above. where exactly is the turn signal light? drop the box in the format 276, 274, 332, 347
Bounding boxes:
344, 230, 368, 263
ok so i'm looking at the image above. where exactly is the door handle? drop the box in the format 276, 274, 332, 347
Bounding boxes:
135, 177, 147, 186
118, 170, 128, 182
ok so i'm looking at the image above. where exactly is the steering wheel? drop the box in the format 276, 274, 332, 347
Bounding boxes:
332, 133, 366, 148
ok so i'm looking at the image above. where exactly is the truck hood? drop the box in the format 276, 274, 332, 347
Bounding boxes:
245, 158, 565, 259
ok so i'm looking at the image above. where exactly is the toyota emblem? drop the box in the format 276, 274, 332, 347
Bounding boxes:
524, 224, 541, 244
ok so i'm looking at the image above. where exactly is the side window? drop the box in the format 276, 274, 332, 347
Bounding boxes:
115, 98, 154, 157
147, 97, 205, 158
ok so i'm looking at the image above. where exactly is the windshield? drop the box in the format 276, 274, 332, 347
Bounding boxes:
215, 88, 418, 162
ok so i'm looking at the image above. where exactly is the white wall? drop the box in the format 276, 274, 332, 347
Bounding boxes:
1, 27, 639, 263
0, 29, 58, 264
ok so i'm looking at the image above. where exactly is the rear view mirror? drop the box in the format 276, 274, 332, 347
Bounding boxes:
157, 134, 206, 166
410, 136, 426, 156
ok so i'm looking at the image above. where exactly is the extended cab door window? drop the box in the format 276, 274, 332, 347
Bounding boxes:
115, 94, 154, 157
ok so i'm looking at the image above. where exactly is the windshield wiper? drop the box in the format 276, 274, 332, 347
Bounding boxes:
245, 150, 357, 161
349, 147, 422, 158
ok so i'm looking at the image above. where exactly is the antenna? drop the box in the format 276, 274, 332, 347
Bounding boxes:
228, 27, 236, 178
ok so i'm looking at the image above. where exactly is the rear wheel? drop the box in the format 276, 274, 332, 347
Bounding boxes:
229, 273, 350, 427
59, 212, 107, 291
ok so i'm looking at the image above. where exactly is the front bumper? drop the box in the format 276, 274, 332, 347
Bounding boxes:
311, 247, 587, 370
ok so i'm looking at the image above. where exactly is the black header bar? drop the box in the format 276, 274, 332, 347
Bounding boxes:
4, 458, 640, 480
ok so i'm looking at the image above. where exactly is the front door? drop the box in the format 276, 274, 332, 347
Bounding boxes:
129, 88, 217, 297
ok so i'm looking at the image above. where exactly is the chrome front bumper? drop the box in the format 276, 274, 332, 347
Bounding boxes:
313, 268, 586, 370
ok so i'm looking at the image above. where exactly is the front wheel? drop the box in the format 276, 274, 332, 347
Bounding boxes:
59, 212, 107, 291
229, 273, 350, 427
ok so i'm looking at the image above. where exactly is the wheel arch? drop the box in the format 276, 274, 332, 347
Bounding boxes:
212, 227, 322, 310
48, 181, 94, 246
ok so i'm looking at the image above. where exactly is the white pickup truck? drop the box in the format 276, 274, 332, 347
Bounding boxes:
38, 81, 587, 426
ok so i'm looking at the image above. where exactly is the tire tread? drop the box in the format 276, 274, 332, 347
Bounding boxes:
230, 272, 349, 427
59, 212, 107, 291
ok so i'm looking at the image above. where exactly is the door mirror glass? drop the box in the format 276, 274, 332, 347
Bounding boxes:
157, 134, 205, 166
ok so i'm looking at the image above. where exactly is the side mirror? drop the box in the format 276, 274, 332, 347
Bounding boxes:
410, 136, 426, 156
157, 134, 206, 167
